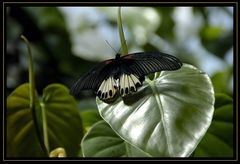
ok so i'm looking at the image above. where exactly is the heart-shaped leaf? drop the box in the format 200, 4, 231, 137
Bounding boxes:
97, 64, 215, 157
7, 83, 83, 157
81, 120, 150, 157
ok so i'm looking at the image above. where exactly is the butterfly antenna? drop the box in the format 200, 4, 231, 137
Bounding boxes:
105, 40, 118, 54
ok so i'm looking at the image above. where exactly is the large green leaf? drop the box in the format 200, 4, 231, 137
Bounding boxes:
194, 93, 233, 157
97, 64, 215, 157
7, 83, 83, 157
7, 84, 45, 157
81, 120, 150, 157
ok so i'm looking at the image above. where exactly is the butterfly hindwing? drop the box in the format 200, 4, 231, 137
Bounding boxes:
118, 73, 142, 97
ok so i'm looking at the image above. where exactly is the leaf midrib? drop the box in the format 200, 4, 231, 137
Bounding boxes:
147, 79, 172, 156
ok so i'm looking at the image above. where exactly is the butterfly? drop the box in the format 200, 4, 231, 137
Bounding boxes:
70, 52, 182, 101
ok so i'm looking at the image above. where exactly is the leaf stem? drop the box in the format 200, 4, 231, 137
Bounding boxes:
145, 78, 173, 156
154, 72, 161, 80
41, 103, 50, 153
118, 7, 128, 55
21, 35, 35, 108
21, 35, 49, 156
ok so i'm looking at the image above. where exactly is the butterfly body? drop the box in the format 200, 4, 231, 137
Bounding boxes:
70, 52, 182, 101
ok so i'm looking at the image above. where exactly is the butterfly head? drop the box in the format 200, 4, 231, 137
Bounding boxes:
115, 53, 121, 60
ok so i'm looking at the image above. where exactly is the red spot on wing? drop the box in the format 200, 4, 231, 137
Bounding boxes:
123, 55, 133, 59
105, 59, 113, 64
121, 55, 135, 64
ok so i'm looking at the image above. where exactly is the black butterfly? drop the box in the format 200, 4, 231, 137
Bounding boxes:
70, 52, 182, 101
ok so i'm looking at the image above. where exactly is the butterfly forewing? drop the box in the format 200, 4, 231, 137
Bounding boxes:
70, 59, 116, 96
121, 52, 182, 77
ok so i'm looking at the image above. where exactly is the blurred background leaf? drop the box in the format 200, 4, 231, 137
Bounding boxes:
193, 93, 233, 157
7, 83, 83, 157
80, 110, 102, 133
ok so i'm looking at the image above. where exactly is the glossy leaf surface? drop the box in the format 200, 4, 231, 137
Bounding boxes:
97, 64, 215, 157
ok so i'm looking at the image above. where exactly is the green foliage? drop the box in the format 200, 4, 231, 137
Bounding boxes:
155, 7, 175, 40
7, 36, 83, 157
82, 93, 234, 157
81, 121, 150, 157
194, 93, 233, 157
7, 84, 45, 157
80, 110, 102, 133
7, 83, 83, 157
211, 68, 233, 96
200, 26, 233, 59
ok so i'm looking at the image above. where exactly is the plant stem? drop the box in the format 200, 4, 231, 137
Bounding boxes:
41, 103, 50, 153
21, 35, 35, 107
118, 7, 128, 55
21, 35, 49, 156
